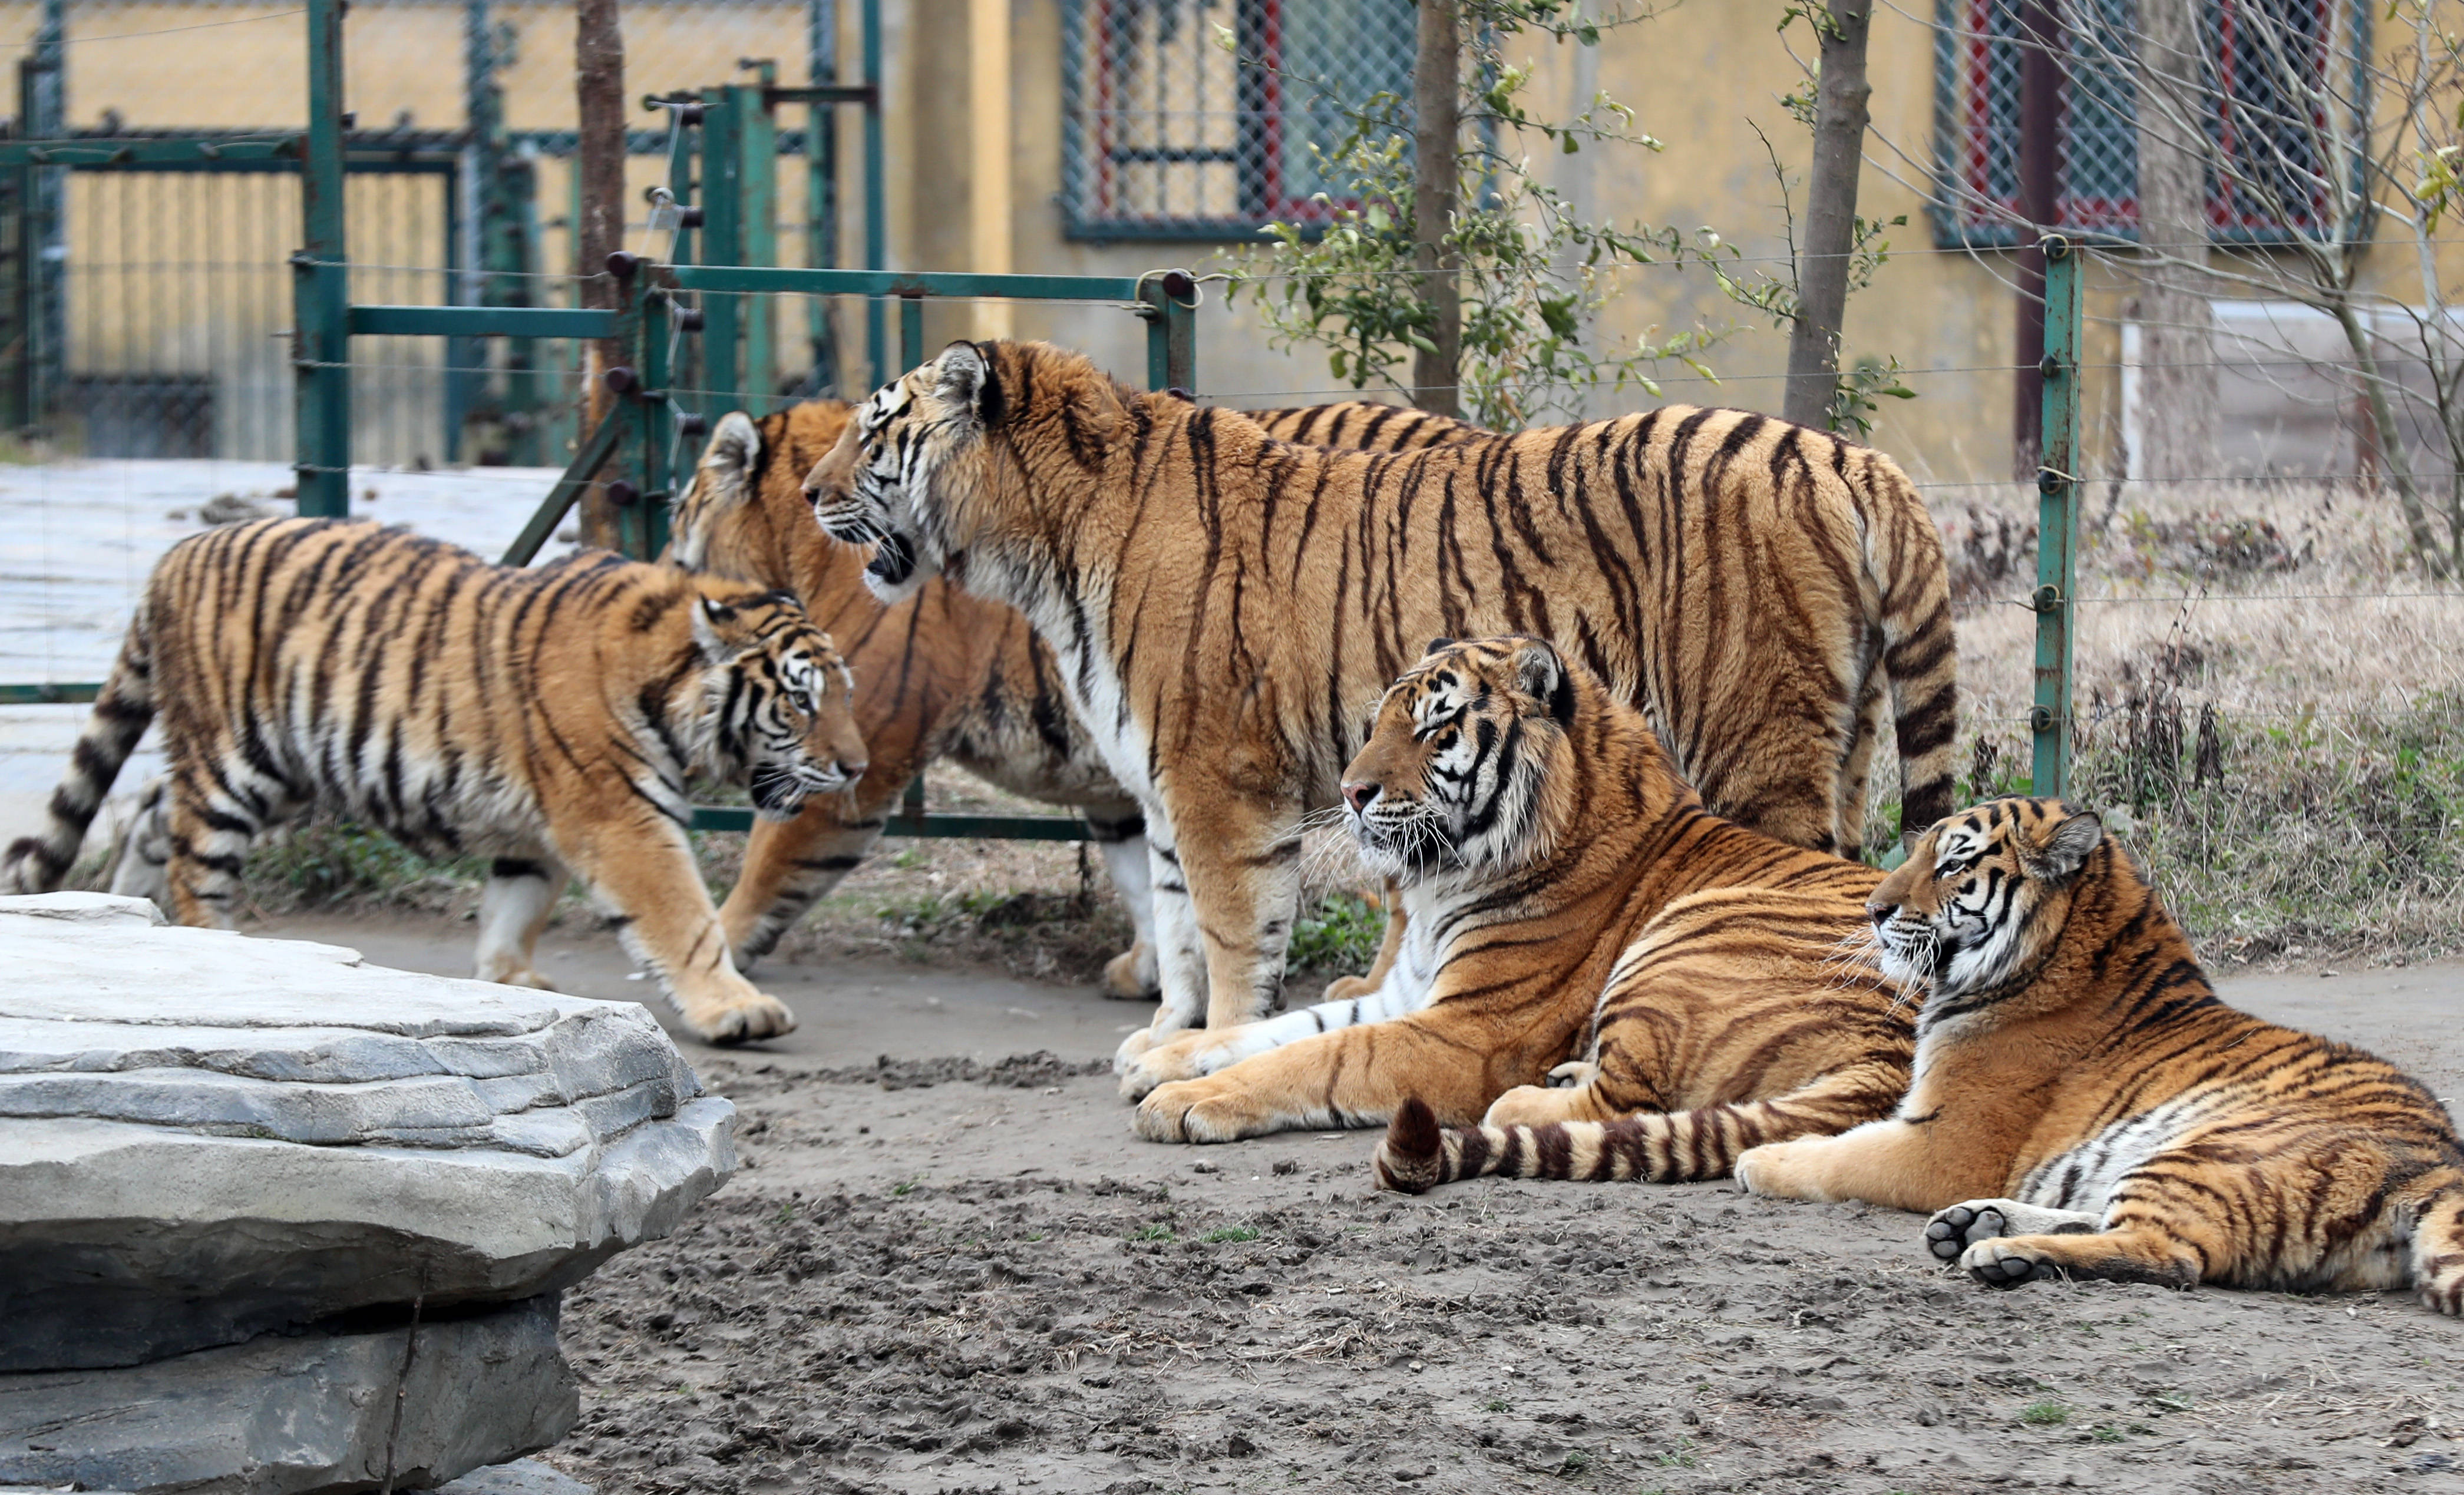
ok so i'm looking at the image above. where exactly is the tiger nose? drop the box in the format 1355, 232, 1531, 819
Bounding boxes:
837, 758, 868, 783
1342, 780, 1379, 814
1866, 899, 1894, 928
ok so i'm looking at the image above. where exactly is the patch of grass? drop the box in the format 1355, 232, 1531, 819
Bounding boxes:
1128, 1223, 1175, 1242
1286, 890, 1387, 972
243, 819, 486, 914
1482, 1398, 1512, 1413
891, 1178, 920, 1198
2089, 1424, 2125, 1443
2021, 1401, 2069, 1426
1201, 1225, 1261, 1243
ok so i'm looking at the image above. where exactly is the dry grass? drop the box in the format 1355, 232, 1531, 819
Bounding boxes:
1931, 477, 2464, 965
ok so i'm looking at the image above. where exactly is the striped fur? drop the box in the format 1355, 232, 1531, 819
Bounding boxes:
805, 340, 1957, 1067
668, 403, 1155, 989
665, 399, 1471, 990
0, 517, 867, 1044
1118, 637, 1913, 1152
1733, 798, 2464, 1313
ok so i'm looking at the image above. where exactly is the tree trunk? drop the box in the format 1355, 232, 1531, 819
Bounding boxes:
2334, 297, 2452, 580
1782, 0, 1874, 431
2131, 0, 2218, 490
574, 0, 627, 548
1410, 0, 1461, 419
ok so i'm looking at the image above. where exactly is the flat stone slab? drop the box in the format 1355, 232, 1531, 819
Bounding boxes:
0, 1295, 576, 1495
0, 895, 735, 1371
435, 1458, 595, 1495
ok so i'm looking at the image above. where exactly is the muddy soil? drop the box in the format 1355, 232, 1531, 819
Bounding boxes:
265, 914, 2464, 1494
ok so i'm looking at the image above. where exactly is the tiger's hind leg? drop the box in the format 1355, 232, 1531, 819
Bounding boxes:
1089, 808, 1160, 1000
474, 854, 570, 989
2406, 1173, 2464, 1315
106, 776, 173, 912
160, 763, 282, 928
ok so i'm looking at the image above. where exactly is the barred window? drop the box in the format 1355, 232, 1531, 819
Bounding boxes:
1928, 0, 2364, 247
1061, 0, 1421, 241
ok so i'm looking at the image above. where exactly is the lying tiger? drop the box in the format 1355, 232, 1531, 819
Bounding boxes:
806, 340, 1958, 1065
1127, 636, 1915, 1160
1731, 798, 2464, 1313
0, 517, 867, 1044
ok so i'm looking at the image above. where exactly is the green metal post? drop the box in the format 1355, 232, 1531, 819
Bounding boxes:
699, 87, 742, 407
27, 0, 60, 425
736, 71, 777, 415
899, 291, 924, 372
293, 0, 352, 517
861, 0, 885, 386
2030, 234, 2080, 799
1139, 270, 1196, 393
639, 286, 672, 558
805, 0, 840, 396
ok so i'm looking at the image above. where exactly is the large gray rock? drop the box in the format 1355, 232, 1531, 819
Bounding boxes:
434, 1458, 594, 1495
0, 894, 734, 1372
0, 1295, 576, 1495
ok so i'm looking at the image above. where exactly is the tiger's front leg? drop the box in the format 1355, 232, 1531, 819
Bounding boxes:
1133, 1004, 1547, 1143
554, 802, 795, 1046
717, 775, 899, 970
1115, 812, 1209, 1067
1162, 790, 1306, 1032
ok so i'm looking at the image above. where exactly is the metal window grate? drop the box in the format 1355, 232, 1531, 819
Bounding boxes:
1928, 0, 2365, 248
1060, 0, 1419, 242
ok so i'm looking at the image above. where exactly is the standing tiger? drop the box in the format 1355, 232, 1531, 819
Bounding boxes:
665, 396, 1475, 992
1125, 637, 1914, 1156
0, 517, 868, 1045
1732, 799, 2464, 1314
805, 340, 1957, 1063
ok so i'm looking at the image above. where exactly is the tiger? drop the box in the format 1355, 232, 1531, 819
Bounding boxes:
802, 339, 1958, 1068
1730, 798, 2464, 1314
1121, 636, 1914, 1153
668, 402, 1158, 994
0, 517, 868, 1046
664, 398, 1471, 995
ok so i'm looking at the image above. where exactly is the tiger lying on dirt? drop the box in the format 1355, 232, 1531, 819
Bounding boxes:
1, 517, 866, 1044
1120, 636, 1915, 1160
1732, 798, 2464, 1314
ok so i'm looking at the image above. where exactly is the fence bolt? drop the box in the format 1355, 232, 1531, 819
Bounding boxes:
679, 206, 705, 230
603, 366, 638, 396
676, 413, 709, 439
675, 307, 705, 333
2036, 467, 2061, 494
1161, 270, 1196, 302
605, 252, 640, 281
2029, 706, 2055, 733
2039, 354, 2060, 379
2031, 583, 2061, 613
606, 480, 640, 508
1165, 387, 1193, 402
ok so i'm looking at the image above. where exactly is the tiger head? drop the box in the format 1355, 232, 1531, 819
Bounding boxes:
803, 340, 1131, 603
669, 404, 853, 584
1339, 637, 1583, 883
686, 582, 868, 818
1864, 797, 2110, 1000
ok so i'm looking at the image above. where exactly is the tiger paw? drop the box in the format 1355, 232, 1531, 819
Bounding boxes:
1134, 1077, 1267, 1144
1482, 1081, 1593, 1129
1732, 1137, 1824, 1199
1320, 973, 1381, 1003
1545, 1059, 1600, 1090
1102, 942, 1161, 1001
500, 967, 560, 993
1958, 1236, 2057, 1288
678, 990, 798, 1046
1112, 1024, 1164, 1073
1117, 1030, 1217, 1101
1925, 1200, 2011, 1262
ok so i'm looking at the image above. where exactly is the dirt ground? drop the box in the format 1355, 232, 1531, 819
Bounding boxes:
269, 911, 2464, 1495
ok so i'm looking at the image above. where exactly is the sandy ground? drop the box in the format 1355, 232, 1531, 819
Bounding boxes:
260, 910, 2464, 1495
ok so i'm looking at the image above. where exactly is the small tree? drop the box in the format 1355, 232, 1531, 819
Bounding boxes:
1226, 2, 1727, 429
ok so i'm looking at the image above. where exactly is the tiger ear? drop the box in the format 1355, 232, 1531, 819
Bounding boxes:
2031, 809, 2104, 883
672, 411, 762, 570
1424, 637, 1456, 656
692, 594, 741, 663
934, 341, 1003, 427
1510, 640, 1575, 726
